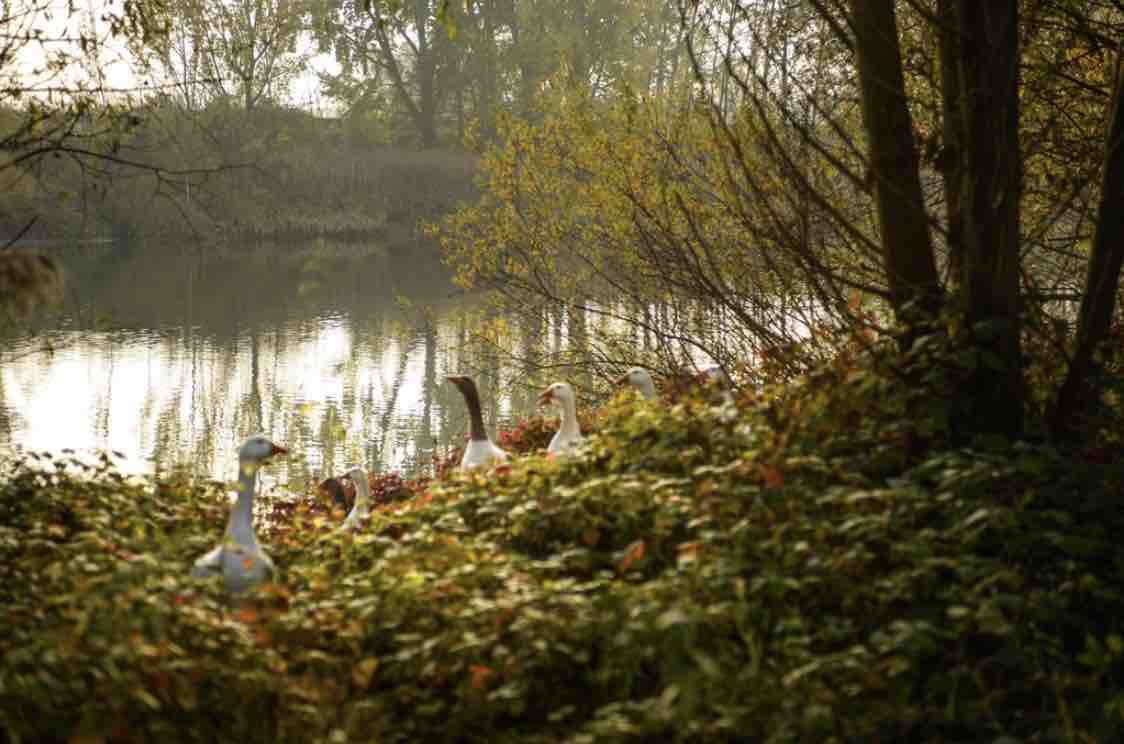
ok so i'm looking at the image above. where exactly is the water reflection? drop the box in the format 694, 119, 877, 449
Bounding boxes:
0, 241, 522, 490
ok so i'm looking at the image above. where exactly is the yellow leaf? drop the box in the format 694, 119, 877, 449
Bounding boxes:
677, 541, 701, 565
174, 676, 199, 711
352, 657, 379, 690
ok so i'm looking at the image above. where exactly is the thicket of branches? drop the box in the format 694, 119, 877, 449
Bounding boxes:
436, 0, 1124, 441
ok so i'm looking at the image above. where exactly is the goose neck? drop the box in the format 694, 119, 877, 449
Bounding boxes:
227, 461, 259, 543
353, 476, 371, 514
462, 384, 489, 441
557, 396, 580, 436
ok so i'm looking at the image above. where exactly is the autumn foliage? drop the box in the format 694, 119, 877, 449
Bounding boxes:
3, 343, 1124, 741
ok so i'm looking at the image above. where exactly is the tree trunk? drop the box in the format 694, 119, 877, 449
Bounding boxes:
569, 0, 590, 87
507, 5, 538, 117
948, 1, 1024, 437
478, 0, 498, 141
849, 0, 942, 326
415, 0, 438, 148
371, 2, 439, 149
937, 0, 964, 284
1051, 53, 1124, 438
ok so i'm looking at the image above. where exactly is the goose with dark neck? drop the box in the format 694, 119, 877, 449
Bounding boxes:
539, 381, 584, 454
447, 375, 508, 468
191, 434, 287, 593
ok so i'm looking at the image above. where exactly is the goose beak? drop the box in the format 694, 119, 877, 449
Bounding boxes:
614, 373, 630, 386
270, 443, 289, 457
538, 388, 553, 405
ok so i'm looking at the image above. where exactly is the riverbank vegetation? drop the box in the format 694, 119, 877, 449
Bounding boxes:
435, 1, 1124, 444
0, 0, 687, 245
0, 102, 479, 244
3, 332, 1124, 742
5, 0, 1124, 741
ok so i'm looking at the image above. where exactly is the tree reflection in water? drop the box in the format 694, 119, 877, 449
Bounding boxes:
0, 242, 520, 491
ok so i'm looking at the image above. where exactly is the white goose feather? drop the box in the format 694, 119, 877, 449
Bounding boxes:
616, 367, 658, 400
448, 375, 509, 469
540, 381, 584, 454
191, 434, 286, 593
339, 465, 372, 531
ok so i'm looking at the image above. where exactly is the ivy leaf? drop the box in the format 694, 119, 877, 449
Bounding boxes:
469, 664, 494, 691
618, 540, 645, 573
762, 465, 785, 489
352, 657, 379, 690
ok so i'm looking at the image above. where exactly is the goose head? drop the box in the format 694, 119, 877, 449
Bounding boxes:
238, 434, 288, 463
238, 434, 288, 477
538, 381, 576, 408
615, 367, 657, 400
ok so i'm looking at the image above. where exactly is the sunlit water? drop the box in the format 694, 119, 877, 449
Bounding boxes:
0, 241, 540, 491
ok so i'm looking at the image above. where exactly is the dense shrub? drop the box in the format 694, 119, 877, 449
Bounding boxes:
3, 350, 1124, 742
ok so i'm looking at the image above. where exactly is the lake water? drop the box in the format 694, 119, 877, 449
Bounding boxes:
0, 241, 541, 491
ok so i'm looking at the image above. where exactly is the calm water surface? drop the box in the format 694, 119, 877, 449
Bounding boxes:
0, 242, 539, 490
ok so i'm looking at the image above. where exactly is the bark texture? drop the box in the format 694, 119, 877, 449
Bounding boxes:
850, 0, 943, 326
849, 0, 939, 337
947, 0, 1025, 437
1051, 54, 1124, 437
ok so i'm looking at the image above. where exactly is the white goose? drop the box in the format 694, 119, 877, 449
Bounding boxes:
539, 381, 583, 454
191, 434, 287, 593
339, 465, 372, 531
696, 364, 736, 404
698, 364, 731, 387
447, 375, 509, 469
615, 367, 658, 400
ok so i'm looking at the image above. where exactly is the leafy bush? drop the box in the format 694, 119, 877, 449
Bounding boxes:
3, 352, 1124, 742
497, 410, 602, 455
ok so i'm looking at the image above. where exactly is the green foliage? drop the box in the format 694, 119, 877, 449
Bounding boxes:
3, 352, 1124, 742
432, 82, 858, 386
